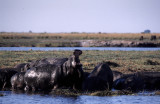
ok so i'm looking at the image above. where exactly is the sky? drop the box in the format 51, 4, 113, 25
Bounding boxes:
0, 0, 160, 33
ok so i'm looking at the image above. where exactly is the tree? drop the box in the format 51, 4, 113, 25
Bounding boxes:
143, 29, 151, 34
29, 30, 32, 33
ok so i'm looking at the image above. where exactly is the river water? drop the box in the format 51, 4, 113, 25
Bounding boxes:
0, 47, 160, 51
0, 91, 160, 104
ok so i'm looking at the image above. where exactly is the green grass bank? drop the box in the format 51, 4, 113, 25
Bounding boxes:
0, 50, 160, 74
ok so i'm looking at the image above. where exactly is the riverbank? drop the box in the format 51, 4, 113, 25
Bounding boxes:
79, 40, 160, 47
0, 32, 160, 47
0, 50, 160, 74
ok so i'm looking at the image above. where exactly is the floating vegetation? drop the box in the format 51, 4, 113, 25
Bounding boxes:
0, 93, 5, 97
48, 89, 135, 96
90, 90, 134, 96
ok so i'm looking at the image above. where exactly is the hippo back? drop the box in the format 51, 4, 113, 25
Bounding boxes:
83, 63, 113, 91
113, 73, 144, 92
45, 58, 68, 65
24, 58, 68, 70
138, 72, 160, 90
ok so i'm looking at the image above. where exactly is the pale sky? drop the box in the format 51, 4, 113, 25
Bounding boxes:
0, 0, 160, 33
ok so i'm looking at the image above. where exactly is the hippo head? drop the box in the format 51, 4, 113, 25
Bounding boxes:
70, 49, 82, 68
62, 49, 83, 81
24, 63, 30, 72
64, 49, 82, 72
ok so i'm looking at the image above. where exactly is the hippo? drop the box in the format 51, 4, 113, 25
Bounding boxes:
113, 73, 144, 92
24, 59, 50, 71
14, 63, 28, 72
138, 72, 160, 90
113, 72, 160, 91
0, 68, 17, 90
24, 49, 83, 91
83, 62, 113, 91
112, 71, 123, 81
24, 58, 68, 71
11, 72, 25, 90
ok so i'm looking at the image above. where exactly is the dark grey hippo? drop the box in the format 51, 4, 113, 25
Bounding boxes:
113, 73, 144, 92
113, 72, 160, 91
138, 72, 160, 90
0, 68, 17, 90
24, 58, 68, 71
24, 50, 83, 91
112, 71, 123, 81
11, 72, 25, 90
14, 63, 28, 72
83, 62, 113, 91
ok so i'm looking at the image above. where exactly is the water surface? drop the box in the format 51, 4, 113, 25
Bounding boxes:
0, 47, 160, 51
0, 91, 160, 104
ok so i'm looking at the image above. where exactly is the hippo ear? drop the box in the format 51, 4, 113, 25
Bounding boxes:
73, 49, 82, 56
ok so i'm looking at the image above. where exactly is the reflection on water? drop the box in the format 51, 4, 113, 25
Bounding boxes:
0, 91, 160, 104
0, 47, 160, 51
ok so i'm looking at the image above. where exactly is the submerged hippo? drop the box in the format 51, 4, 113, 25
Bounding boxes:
24, 49, 84, 91
113, 73, 144, 92
0, 68, 17, 90
83, 62, 113, 91
113, 72, 160, 91
138, 72, 160, 90
11, 72, 25, 90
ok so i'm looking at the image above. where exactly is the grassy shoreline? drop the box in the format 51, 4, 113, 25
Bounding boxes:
0, 50, 160, 74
